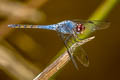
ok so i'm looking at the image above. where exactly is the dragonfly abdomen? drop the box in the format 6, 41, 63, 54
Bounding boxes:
8, 24, 40, 28
8, 24, 57, 30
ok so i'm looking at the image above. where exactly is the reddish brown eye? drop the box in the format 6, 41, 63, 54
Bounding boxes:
76, 24, 85, 33
76, 24, 83, 32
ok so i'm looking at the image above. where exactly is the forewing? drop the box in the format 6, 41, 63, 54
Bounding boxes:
72, 19, 110, 30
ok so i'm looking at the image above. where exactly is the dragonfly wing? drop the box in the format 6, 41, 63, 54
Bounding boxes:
72, 46, 89, 67
91, 20, 110, 30
72, 19, 110, 31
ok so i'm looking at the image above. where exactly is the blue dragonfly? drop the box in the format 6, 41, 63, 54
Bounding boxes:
8, 20, 110, 70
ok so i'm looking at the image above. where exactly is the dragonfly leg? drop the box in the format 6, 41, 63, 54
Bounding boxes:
58, 31, 79, 70
64, 40, 79, 70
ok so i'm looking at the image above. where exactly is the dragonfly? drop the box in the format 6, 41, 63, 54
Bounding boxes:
8, 20, 110, 70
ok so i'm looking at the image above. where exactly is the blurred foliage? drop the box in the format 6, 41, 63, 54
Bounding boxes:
0, 0, 120, 80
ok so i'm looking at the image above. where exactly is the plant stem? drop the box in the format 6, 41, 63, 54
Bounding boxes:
90, 0, 118, 20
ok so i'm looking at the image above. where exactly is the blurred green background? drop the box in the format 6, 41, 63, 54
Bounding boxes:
0, 0, 120, 80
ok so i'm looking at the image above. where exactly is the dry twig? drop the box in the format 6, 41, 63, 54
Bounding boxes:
33, 36, 95, 80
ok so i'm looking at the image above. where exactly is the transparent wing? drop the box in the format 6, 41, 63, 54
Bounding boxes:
72, 46, 89, 67
8, 24, 57, 30
71, 19, 110, 30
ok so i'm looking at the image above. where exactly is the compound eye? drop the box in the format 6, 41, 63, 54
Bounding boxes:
76, 24, 85, 34
76, 24, 82, 32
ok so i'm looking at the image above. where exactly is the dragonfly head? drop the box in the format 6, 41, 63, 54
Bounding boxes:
76, 24, 85, 34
